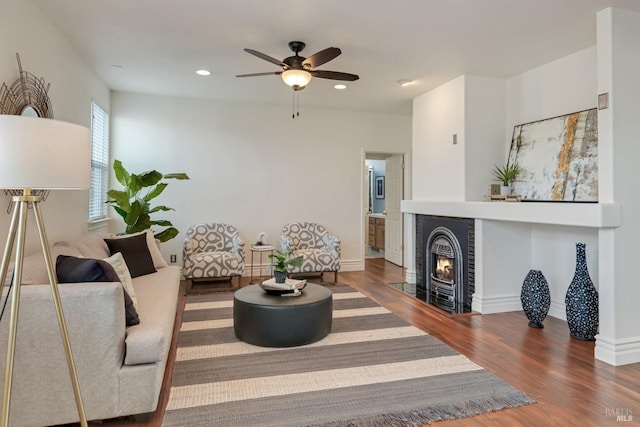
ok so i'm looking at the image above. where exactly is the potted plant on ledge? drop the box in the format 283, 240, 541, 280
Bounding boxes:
268, 249, 304, 283
493, 162, 523, 195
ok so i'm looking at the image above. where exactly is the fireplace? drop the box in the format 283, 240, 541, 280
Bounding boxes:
416, 215, 474, 313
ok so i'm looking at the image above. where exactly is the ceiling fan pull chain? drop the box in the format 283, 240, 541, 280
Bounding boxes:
292, 90, 295, 119
296, 90, 300, 117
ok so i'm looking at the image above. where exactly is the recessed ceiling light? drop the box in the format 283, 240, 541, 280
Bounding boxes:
397, 79, 414, 87
334, 84, 347, 90
196, 69, 211, 76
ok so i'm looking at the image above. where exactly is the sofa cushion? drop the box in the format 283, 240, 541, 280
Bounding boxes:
102, 252, 139, 312
124, 266, 180, 365
5, 233, 112, 288
105, 233, 156, 278
56, 255, 140, 326
55, 232, 111, 259
4, 244, 82, 287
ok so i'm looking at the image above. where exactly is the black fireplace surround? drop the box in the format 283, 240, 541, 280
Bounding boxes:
416, 215, 475, 313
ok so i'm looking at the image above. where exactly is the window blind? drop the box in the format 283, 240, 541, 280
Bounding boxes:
89, 102, 110, 221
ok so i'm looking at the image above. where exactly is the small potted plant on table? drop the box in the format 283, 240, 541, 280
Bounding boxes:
268, 249, 304, 283
493, 162, 523, 195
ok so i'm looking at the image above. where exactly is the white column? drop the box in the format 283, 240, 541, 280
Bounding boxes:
595, 7, 640, 365
404, 213, 416, 283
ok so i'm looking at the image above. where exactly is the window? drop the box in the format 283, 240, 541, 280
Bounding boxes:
89, 101, 110, 221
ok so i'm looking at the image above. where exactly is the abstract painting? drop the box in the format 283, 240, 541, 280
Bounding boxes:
507, 109, 598, 202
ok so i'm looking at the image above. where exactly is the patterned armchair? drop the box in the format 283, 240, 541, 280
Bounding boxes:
280, 222, 340, 282
183, 223, 245, 290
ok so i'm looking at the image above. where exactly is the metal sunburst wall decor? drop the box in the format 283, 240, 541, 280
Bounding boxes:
1, 53, 54, 210
0, 53, 53, 118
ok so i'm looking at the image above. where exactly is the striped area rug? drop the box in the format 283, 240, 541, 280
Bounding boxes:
163, 285, 534, 426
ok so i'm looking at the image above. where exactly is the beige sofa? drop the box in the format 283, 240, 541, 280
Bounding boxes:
0, 232, 180, 426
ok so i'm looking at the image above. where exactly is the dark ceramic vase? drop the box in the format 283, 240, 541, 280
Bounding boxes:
520, 269, 551, 328
565, 243, 599, 341
274, 270, 287, 284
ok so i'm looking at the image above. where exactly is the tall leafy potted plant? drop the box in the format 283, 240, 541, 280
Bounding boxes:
106, 160, 189, 242
493, 162, 523, 195
268, 249, 304, 283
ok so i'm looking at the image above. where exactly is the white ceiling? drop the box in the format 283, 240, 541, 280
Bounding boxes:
32, 0, 640, 115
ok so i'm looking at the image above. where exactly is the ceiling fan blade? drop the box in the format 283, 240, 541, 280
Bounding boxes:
236, 71, 283, 78
244, 49, 286, 67
303, 47, 341, 68
311, 70, 359, 81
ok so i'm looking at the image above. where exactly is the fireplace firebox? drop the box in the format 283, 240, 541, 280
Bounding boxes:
416, 215, 474, 313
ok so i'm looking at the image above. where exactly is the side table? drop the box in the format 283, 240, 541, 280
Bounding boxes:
249, 244, 274, 284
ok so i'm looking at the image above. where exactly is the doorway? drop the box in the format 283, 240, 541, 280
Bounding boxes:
364, 152, 405, 267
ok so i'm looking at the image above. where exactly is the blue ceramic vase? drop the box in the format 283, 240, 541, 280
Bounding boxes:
520, 269, 551, 328
565, 243, 599, 341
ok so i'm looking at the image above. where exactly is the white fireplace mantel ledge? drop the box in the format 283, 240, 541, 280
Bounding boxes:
401, 200, 621, 228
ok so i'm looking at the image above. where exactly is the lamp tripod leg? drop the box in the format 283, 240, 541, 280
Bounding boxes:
32, 201, 87, 426
0, 201, 20, 298
1, 199, 29, 426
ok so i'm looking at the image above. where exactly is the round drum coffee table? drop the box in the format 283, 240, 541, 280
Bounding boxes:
233, 283, 332, 347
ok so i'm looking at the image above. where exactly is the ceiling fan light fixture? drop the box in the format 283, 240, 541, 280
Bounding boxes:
281, 69, 312, 88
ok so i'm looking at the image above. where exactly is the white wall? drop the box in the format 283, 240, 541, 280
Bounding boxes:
505, 47, 599, 320
412, 75, 506, 201
412, 76, 465, 201
473, 220, 532, 314
110, 92, 411, 271
505, 47, 597, 142
465, 75, 506, 200
412, 51, 596, 203
0, 0, 110, 253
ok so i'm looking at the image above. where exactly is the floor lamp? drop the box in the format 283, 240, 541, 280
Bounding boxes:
0, 115, 90, 426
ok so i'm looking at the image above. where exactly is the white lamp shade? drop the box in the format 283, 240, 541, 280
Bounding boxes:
281, 69, 312, 88
0, 115, 91, 190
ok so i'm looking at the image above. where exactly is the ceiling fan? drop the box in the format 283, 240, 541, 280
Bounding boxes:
236, 41, 359, 91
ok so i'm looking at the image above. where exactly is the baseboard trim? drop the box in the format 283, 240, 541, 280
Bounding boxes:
548, 300, 567, 321
405, 269, 416, 284
471, 293, 521, 314
340, 259, 364, 272
595, 334, 640, 366
472, 294, 571, 320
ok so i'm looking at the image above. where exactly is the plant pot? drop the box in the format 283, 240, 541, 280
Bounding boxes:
274, 270, 287, 284
500, 185, 512, 195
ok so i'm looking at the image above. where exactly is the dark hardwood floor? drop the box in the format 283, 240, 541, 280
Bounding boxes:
98, 259, 639, 427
